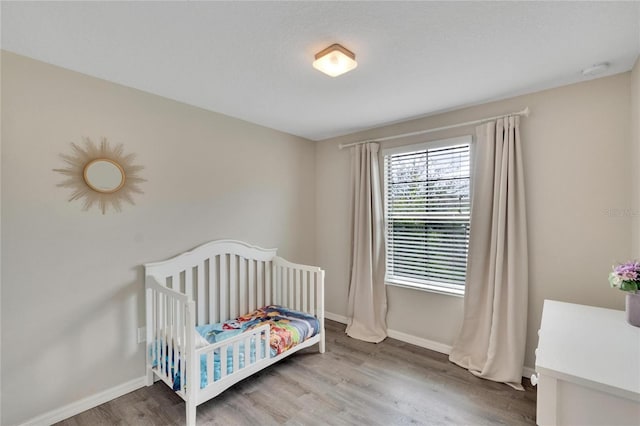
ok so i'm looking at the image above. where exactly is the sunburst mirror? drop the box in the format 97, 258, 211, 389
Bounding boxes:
54, 137, 145, 214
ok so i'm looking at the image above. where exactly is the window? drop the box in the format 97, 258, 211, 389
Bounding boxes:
383, 136, 471, 296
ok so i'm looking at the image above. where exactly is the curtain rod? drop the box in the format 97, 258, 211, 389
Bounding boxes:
338, 107, 530, 150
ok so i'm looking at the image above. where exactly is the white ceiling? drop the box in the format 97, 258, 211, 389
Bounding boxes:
2, 1, 639, 141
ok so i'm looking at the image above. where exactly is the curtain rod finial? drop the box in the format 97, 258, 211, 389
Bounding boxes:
522, 107, 530, 117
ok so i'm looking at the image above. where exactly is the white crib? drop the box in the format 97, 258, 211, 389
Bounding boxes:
144, 240, 325, 426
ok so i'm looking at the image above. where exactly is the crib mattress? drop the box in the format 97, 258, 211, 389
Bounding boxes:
156, 305, 320, 390
197, 305, 320, 355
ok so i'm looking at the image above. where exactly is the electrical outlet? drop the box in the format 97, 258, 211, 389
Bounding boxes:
137, 326, 146, 343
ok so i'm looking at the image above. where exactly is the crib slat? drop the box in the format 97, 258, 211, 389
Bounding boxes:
168, 292, 173, 370
209, 257, 218, 323
310, 273, 316, 317
271, 265, 285, 305
165, 297, 174, 382
293, 268, 298, 310
264, 262, 275, 306
288, 267, 294, 308
185, 268, 193, 299
239, 257, 247, 316
172, 298, 176, 385
168, 296, 173, 381
233, 341, 240, 373
262, 328, 268, 360
173, 299, 178, 387
150, 289, 155, 371
296, 269, 302, 311
248, 260, 255, 312
315, 271, 322, 319
257, 261, 264, 308
271, 264, 284, 305
281, 266, 285, 306
168, 294, 173, 381
293, 269, 302, 311
220, 255, 227, 321
152, 290, 157, 374
220, 346, 227, 379
173, 299, 177, 385
207, 350, 214, 384
244, 334, 250, 366
302, 271, 308, 313
179, 302, 185, 392
283, 266, 288, 305
156, 291, 162, 377
197, 263, 205, 326
273, 264, 279, 306
162, 292, 167, 378
230, 255, 237, 319
155, 290, 160, 375
278, 266, 283, 306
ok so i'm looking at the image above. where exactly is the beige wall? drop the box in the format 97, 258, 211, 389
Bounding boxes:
316, 72, 632, 370
0, 51, 316, 426
2, 48, 636, 424
0, 46, 4, 425
632, 58, 640, 258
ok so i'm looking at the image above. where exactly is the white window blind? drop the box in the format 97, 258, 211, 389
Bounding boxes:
383, 137, 471, 294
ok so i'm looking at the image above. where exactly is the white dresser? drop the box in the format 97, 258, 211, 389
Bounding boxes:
534, 300, 640, 425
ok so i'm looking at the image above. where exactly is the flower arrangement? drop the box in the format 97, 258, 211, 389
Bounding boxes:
609, 261, 640, 292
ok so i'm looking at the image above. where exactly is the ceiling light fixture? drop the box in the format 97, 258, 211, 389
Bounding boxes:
313, 44, 358, 77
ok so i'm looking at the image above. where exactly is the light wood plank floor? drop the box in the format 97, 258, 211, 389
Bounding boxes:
57, 320, 536, 425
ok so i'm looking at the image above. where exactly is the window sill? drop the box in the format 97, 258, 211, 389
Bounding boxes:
385, 278, 464, 298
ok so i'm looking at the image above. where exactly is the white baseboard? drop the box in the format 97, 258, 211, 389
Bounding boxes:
19, 376, 147, 426
326, 311, 453, 354
325, 311, 349, 324
386, 329, 453, 354
325, 311, 535, 380
522, 366, 536, 380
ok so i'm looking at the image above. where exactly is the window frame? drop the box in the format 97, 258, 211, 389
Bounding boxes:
382, 135, 472, 297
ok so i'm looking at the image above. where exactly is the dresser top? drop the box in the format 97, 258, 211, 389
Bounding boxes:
536, 299, 640, 401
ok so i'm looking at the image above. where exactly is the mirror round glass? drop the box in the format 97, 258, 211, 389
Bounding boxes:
83, 159, 126, 193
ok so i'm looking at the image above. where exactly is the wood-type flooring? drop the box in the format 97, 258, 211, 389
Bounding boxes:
57, 320, 536, 425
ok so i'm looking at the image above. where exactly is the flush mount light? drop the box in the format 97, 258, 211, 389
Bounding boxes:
313, 43, 358, 77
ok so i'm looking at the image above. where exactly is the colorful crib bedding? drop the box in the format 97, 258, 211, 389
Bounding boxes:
154, 305, 320, 390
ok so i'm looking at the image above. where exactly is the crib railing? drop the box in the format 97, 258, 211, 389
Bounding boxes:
144, 241, 278, 328
196, 324, 270, 390
145, 279, 193, 397
146, 280, 272, 399
272, 257, 324, 319
146, 256, 324, 332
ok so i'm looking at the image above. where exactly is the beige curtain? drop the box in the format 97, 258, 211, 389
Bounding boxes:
345, 142, 388, 343
449, 116, 528, 390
